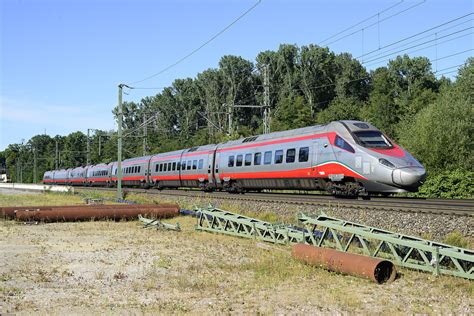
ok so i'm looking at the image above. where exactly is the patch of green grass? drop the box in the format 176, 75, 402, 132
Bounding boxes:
443, 231, 470, 249
243, 250, 313, 287
0, 192, 84, 207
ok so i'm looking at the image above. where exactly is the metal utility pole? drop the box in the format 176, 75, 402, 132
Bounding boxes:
143, 113, 148, 156
33, 147, 37, 183
55, 140, 59, 170
16, 158, 19, 183
224, 64, 271, 135
227, 103, 233, 135
98, 136, 102, 157
86, 128, 91, 166
117, 83, 130, 199
263, 64, 270, 134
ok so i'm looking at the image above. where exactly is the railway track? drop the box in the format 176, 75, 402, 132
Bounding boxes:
75, 187, 474, 217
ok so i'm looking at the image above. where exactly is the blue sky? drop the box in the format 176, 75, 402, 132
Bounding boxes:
1, 0, 472, 151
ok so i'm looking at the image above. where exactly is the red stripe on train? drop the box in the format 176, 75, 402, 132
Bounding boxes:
217, 132, 336, 153
219, 162, 366, 180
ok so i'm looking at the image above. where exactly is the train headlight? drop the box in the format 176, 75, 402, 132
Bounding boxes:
379, 158, 395, 169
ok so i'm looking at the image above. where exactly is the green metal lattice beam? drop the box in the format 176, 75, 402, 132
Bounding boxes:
195, 207, 306, 245
193, 206, 474, 280
298, 213, 474, 280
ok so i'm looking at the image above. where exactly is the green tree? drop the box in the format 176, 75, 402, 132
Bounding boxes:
316, 96, 364, 124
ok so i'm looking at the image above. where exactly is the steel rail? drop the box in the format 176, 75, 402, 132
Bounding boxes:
75, 187, 474, 217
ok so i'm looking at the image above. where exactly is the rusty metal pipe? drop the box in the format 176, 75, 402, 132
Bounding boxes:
292, 243, 396, 284
1, 203, 180, 219
14, 206, 179, 222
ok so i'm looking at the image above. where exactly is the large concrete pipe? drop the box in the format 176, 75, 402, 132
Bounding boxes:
292, 243, 396, 284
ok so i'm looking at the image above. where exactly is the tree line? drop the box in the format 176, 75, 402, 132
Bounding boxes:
1, 44, 472, 197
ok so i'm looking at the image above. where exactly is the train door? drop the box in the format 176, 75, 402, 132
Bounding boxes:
214, 150, 222, 187
145, 158, 151, 184
207, 149, 214, 185
311, 140, 319, 176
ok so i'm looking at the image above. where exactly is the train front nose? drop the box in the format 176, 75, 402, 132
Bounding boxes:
392, 167, 426, 186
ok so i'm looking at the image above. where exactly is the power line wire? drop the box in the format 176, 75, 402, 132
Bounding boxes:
318, 0, 404, 45
433, 63, 465, 74
362, 27, 473, 64
359, 19, 472, 61
355, 13, 473, 59
323, 0, 426, 47
128, 0, 261, 85
364, 46, 474, 69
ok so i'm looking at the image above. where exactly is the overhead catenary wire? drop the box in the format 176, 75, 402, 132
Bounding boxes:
128, 0, 261, 85
362, 27, 473, 65
323, 0, 426, 47
434, 64, 465, 73
358, 20, 473, 62
318, 0, 404, 45
363, 32, 474, 68
355, 12, 473, 59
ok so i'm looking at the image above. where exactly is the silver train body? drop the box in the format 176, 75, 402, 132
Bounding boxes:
43, 120, 426, 196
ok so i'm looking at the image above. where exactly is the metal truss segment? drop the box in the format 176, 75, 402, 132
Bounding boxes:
298, 213, 474, 280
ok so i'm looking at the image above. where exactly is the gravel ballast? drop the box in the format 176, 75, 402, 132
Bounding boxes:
149, 193, 474, 243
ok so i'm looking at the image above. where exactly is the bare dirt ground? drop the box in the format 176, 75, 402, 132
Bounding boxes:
0, 192, 473, 314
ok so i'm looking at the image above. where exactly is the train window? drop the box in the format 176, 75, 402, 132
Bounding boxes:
155, 164, 158, 172
193, 160, 197, 170
299, 147, 309, 162
275, 150, 283, 164
198, 159, 203, 169
254, 152, 262, 165
236, 155, 243, 167
228, 156, 235, 167
159, 164, 163, 172
168, 162, 172, 171
187, 161, 192, 170
138, 166, 141, 173
353, 130, 392, 149
245, 154, 252, 166
181, 161, 186, 170
172, 162, 176, 171
264, 151, 272, 165
335, 135, 355, 153
286, 148, 296, 163
177, 162, 181, 170
164, 164, 167, 172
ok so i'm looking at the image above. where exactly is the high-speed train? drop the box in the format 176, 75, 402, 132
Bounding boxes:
43, 120, 426, 196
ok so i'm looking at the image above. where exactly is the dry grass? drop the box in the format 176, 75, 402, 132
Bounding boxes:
0, 191, 473, 314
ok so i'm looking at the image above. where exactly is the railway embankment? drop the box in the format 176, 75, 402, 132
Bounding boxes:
135, 192, 473, 245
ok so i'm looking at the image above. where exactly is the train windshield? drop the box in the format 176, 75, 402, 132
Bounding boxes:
353, 131, 393, 149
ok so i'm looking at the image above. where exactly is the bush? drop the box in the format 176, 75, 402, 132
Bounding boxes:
416, 170, 474, 199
